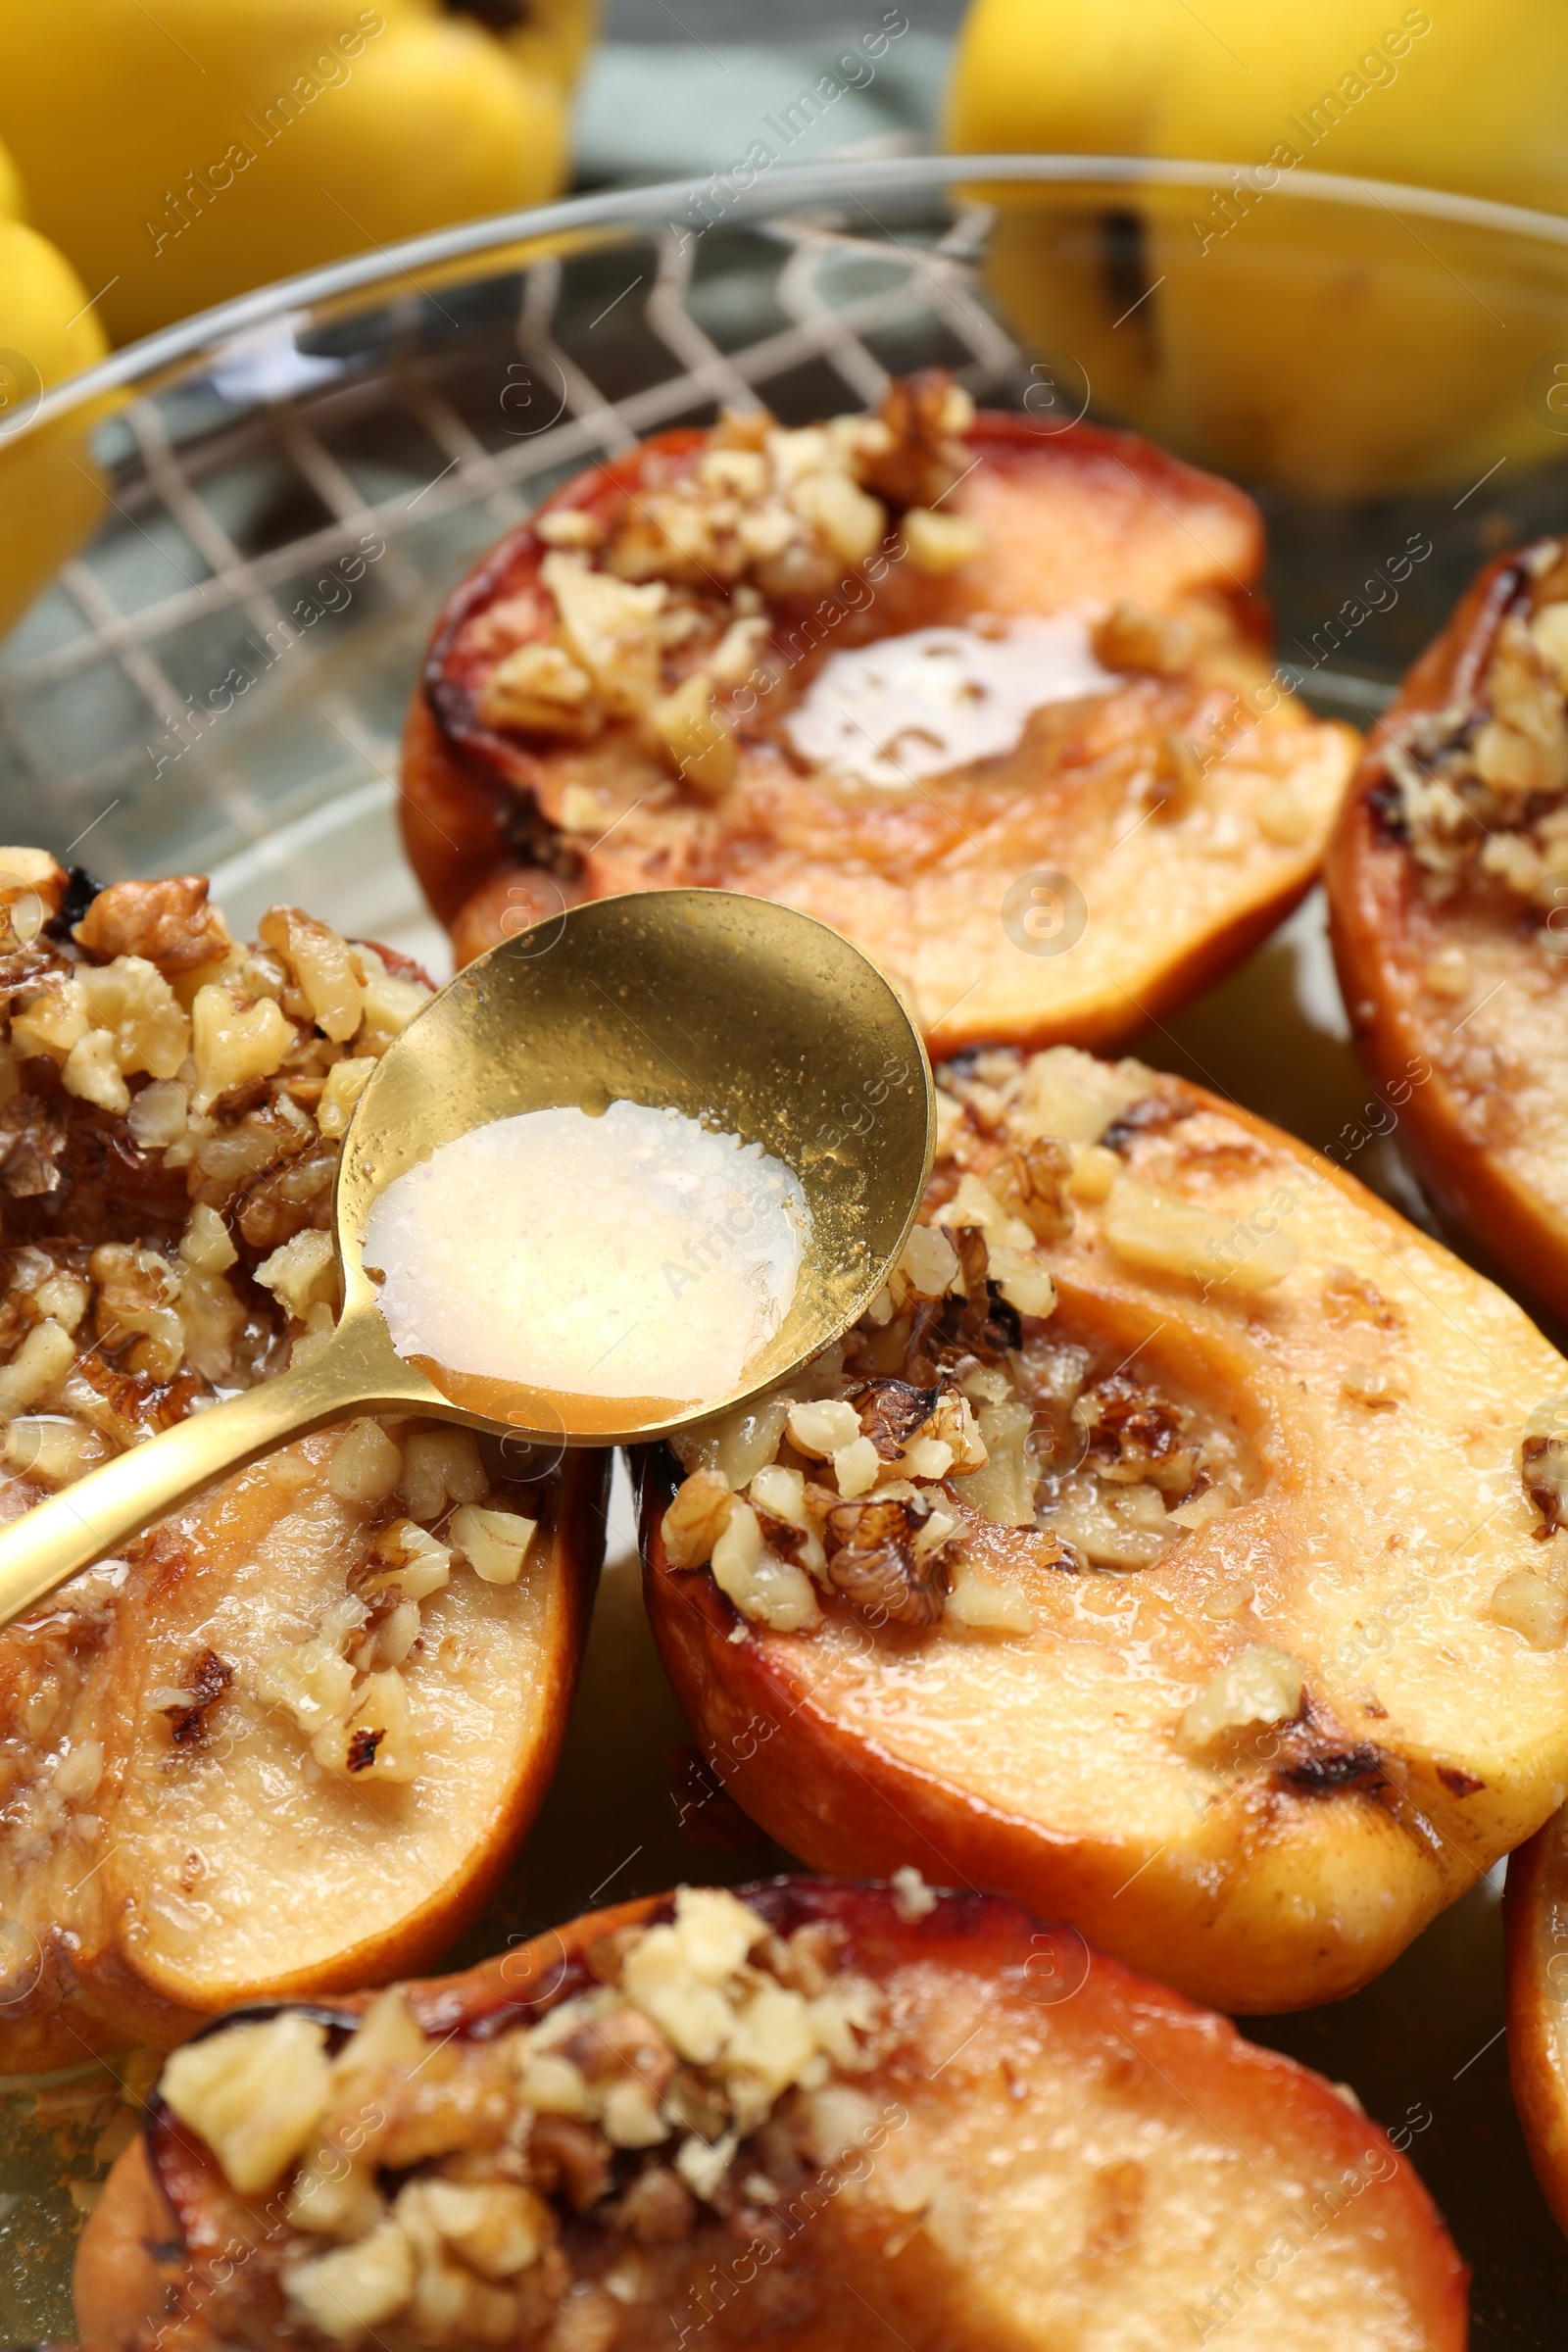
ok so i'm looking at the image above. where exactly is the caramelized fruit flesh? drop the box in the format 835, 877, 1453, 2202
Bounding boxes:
643, 1045, 1568, 2011
0, 856, 604, 2064
1327, 534, 1568, 1320
76, 1878, 1466, 2351
1505, 1800, 1568, 2234
402, 377, 1357, 1054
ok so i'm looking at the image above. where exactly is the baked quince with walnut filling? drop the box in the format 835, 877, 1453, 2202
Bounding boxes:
401, 371, 1358, 1054
0, 853, 603, 2071
643, 1043, 1568, 2013
1504, 1798, 1568, 2237
76, 1877, 1465, 2352
1328, 535, 1568, 1322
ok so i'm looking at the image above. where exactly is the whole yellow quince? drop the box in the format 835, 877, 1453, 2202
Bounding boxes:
0, 0, 598, 347
0, 142, 110, 639
499, 0, 599, 93
948, 0, 1568, 494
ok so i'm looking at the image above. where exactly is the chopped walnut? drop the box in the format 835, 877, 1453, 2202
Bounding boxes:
667, 1044, 1259, 1634
858, 369, 974, 510
458, 373, 986, 802
1378, 546, 1568, 913
650, 669, 738, 798
158, 1888, 890, 2350
478, 638, 599, 735
74, 874, 231, 971
1092, 603, 1198, 676
1179, 1646, 1307, 1753
89, 1243, 185, 1382
850, 1376, 939, 1462
449, 1502, 537, 1585
900, 506, 985, 574
0, 877, 431, 1440
0, 864, 474, 1810
190, 984, 293, 1113
1523, 1430, 1568, 1539
254, 1460, 536, 1782
258, 906, 366, 1043
661, 1468, 735, 1568
989, 1135, 1075, 1246
0, 848, 65, 953
1075, 1373, 1198, 1495
823, 1490, 955, 1628
710, 1500, 821, 1633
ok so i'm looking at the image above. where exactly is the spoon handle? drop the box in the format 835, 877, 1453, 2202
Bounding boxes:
0, 1313, 433, 1631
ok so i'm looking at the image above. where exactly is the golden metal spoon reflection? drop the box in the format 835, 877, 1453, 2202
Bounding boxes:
0, 890, 934, 1632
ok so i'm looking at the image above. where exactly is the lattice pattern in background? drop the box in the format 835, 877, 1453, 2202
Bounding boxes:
0, 205, 1020, 951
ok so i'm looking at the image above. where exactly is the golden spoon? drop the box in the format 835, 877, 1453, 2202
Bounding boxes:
0, 889, 933, 1632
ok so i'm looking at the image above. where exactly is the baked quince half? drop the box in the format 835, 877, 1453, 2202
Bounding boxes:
401, 371, 1358, 1054
1326, 535, 1568, 1321
642, 1044, 1568, 2013
1504, 1801, 1568, 2236
76, 1876, 1466, 2351
0, 853, 604, 2071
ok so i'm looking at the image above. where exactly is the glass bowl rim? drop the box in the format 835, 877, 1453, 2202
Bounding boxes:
17, 149, 1568, 443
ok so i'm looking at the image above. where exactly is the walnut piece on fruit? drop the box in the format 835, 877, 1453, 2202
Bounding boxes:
662, 1049, 1258, 1643
1379, 544, 1568, 913
458, 372, 989, 803
153, 1887, 889, 2349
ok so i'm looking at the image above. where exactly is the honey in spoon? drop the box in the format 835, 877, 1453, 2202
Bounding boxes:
0, 888, 934, 1632
362, 1100, 808, 1434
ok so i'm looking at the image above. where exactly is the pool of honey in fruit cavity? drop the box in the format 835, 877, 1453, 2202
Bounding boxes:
361, 1099, 809, 1427
784, 614, 1115, 791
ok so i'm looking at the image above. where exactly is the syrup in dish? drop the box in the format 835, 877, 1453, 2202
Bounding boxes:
783, 614, 1117, 792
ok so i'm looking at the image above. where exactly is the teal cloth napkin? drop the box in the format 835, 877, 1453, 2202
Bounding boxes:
571, 28, 954, 186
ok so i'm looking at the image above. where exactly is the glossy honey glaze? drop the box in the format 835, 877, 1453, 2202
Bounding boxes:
363, 1099, 808, 1420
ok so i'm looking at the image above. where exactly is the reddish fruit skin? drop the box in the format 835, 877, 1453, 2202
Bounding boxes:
400, 422, 705, 935
1, 1446, 608, 2073
1325, 542, 1568, 1321
638, 1452, 1046, 1901
399, 408, 1291, 1039
1505, 1816, 1568, 2237
77, 1876, 1469, 2352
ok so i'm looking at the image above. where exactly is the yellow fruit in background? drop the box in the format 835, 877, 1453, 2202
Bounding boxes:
0, 1, 597, 347
0, 158, 110, 641
498, 0, 599, 92
948, 0, 1568, 495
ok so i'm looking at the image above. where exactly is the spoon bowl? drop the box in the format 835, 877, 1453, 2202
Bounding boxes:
339, 889, 936, 1437
0, 890, 933, 1630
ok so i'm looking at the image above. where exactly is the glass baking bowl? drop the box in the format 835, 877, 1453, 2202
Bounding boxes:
2, 157, 1568, 2342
